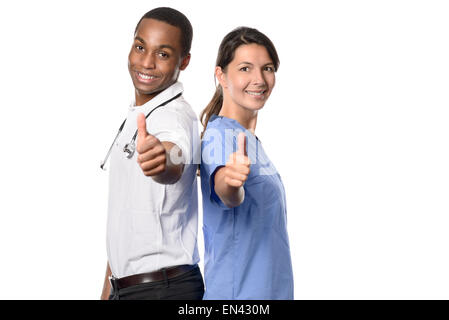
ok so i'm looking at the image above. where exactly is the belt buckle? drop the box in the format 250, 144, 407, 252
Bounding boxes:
109, 275, 118, 291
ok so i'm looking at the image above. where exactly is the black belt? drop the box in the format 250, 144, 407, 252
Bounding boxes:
110, 264, 197, 290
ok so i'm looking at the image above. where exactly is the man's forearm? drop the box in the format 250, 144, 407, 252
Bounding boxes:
101, 263, 112, 300
152, 142, 185, 184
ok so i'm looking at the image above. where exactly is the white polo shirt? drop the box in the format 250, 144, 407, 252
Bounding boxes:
106, 82, 200, 278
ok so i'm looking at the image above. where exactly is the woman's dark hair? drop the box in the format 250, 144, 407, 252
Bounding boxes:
200, 27, 279, 136
135, 7, 193, 57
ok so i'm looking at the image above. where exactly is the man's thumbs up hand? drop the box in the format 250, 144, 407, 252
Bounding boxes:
137, 112, 149, 141
223, 132, 251, 188
136, 113, 167, 176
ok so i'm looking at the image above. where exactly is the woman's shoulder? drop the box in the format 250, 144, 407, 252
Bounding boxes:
203, 117, 239, 143
205, 115, 243, 132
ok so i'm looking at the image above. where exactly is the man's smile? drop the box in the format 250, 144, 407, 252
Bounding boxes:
136, 71, 160, 82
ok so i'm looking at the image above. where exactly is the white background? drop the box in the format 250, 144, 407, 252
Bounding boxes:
0, 0, 448, 299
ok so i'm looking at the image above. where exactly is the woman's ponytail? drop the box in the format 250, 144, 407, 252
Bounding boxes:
200, 85, 223, 138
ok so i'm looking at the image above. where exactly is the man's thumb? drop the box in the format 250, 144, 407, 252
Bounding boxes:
137, 113, 149, 141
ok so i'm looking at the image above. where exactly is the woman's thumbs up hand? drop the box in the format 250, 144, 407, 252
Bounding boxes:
223, 132, 251, 188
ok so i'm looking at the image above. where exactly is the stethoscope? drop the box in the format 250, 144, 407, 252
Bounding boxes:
100, 92, 182, 170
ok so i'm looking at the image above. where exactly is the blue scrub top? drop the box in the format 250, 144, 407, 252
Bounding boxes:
200, 115, 294, 300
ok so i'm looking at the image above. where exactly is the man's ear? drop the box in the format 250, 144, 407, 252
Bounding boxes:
215, 66, 227, 88
179, 54, 191, 71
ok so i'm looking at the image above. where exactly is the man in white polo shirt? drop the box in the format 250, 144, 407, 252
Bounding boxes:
100, 7, 203, 300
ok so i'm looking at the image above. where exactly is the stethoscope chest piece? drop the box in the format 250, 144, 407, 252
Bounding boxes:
123, 141, 136, 159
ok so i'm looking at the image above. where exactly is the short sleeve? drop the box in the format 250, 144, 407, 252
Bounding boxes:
146, 107, 197, 164
201, 121, 243, 207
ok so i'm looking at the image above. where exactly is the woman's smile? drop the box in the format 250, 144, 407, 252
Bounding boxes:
244, 89, 267, 99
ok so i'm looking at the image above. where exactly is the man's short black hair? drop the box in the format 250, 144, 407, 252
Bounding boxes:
135, 7, 193, 57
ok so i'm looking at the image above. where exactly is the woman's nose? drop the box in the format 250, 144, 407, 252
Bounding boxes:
252, 69, 266, 86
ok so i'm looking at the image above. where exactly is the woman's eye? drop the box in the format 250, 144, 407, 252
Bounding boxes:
240, 66, 249, 72
264, 66, 274, 72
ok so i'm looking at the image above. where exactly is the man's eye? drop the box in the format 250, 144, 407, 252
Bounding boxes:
135, 45, 144, 51
158, 52, 169, 58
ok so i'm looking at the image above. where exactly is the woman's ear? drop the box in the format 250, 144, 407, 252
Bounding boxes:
215, 66, 227, 89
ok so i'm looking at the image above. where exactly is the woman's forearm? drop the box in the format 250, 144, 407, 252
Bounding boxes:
214, 167, 245, 208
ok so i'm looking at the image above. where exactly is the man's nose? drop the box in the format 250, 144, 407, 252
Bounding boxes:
141, 53, 156, 69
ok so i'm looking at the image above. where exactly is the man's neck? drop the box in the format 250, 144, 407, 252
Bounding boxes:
135, 90, 160, 107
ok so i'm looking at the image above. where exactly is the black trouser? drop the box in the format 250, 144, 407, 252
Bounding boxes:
108, 265, 204, 300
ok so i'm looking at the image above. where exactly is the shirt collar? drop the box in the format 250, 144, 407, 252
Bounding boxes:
129, 81, 183, 112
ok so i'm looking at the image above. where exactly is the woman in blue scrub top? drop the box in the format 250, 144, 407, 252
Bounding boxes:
199, 27, 294, 300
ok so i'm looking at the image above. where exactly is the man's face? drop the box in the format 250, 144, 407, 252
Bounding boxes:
128, 18, 190, 106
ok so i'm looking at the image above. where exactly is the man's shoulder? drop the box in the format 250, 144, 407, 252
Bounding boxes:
166, 96, 197, 121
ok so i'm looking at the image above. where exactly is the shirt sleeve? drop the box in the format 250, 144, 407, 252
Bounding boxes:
201, 122, 240, 208
145, 107, 194, 164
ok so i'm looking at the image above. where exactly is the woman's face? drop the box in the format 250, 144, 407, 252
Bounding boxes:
218, 44, 276, 113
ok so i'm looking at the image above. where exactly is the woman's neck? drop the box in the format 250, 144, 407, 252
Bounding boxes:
219, 100, 258, 134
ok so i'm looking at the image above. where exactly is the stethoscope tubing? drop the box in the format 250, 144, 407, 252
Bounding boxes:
100, 92, 182, 170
